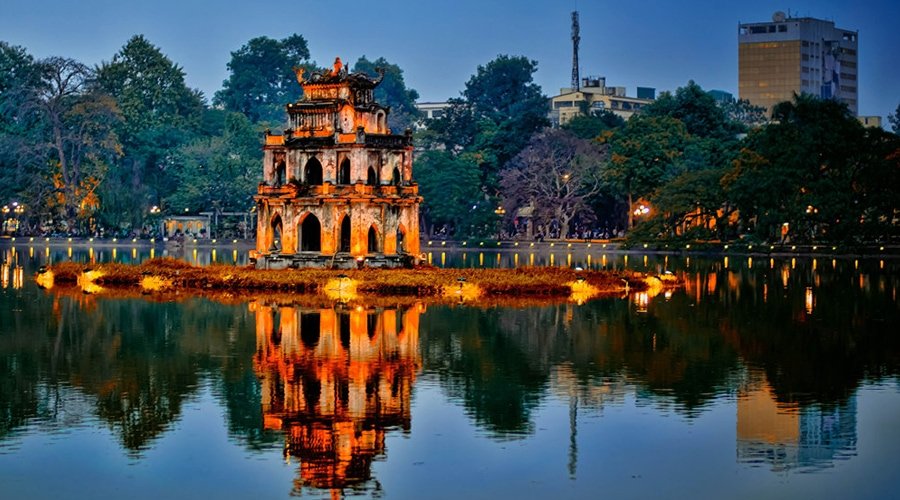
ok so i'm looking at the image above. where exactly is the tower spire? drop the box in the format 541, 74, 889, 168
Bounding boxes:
571, 11, 580, 91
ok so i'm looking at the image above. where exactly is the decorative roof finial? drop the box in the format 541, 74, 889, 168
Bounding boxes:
331, 57, 343, 77
292, 66, 306, 85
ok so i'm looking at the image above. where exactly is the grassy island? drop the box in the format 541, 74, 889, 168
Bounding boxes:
38, 258, 678, 304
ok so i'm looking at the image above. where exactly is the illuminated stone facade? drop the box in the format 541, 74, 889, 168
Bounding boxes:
254, 58, 421, 269
252, 300, 421, 495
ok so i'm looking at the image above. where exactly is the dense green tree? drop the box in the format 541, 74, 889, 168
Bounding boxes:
429, 55, 548, 193
500, 129, 606, 239
561, 109, 624, 140
0, 42, 43, 209
214, 34, 314, 124
163, 112, 261, 216
414, 150, 496, 237
643, 81, 738, 140
96, 35, 204, 230
724, 95, 870, 242
607, 115, 689, 228
29, 58, 122, 231
352, 56, 420, 133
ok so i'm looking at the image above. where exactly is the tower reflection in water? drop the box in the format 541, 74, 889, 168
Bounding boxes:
251, 300, 422, 496
737, 371, 857, 472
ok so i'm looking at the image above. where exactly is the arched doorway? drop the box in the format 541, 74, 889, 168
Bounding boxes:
367, 225, 379, 253
299, 214, 321, 252
339, 215, 351, 253
270, 214, 283, 252
392, 167, 401, 186
367, 166, 378, 186
304, 157, 323, 185
338, 158, 351, 185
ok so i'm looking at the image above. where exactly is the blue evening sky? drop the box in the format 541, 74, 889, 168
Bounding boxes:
2, 0, 898, 120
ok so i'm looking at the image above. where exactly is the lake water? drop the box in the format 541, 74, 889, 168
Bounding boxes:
1, 242, 898, 499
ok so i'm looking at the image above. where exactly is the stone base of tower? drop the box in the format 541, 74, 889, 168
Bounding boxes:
253, 251, 418, 270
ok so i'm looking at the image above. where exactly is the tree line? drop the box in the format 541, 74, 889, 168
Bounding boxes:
417, 57, 900, 244
0, 34, 420, 237
2, 35, 898, 243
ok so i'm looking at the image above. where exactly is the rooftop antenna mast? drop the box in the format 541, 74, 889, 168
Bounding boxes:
571, 10, 580, 91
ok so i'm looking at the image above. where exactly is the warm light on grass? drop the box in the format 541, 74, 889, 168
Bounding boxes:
140, 275, 173, 292
35, 269, 54, 289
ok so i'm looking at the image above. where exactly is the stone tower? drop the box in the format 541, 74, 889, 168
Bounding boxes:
254, 58, 421, 269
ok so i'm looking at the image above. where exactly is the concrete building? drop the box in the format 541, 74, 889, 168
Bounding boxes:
739, 12, 859, 114
858, 115, 882, 128
254, 58, 421, 269
549, 76, 654, 126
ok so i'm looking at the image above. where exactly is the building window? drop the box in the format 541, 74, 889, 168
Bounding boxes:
338, 158, 351, 185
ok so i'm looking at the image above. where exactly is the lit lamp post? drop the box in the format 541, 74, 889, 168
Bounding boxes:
1, 205, 9, 234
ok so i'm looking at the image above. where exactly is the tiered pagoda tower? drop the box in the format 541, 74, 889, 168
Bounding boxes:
254, 57, 421, 269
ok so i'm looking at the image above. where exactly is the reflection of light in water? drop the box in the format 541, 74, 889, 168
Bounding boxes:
643, 255, 648, 268
1, 263, 8, 288
664, 289, 673, 300
586, 254, 591, 267
232, 249, 238, 263
461, 252, 467, 264
854, 259, 859, 270
479, 252, 484, 267
791, 258, 796, 269
624, 255, 628, 268
67, 247, 73, 258
440, 252, 445, 267
707, 272, 717, 294
45, 247, 50, 259
29, 247, 33, 258
497, 253, 501, 266
805, 287, 814, 314
781, 266, 790, 288
212, 249, 217, 262
89, 248, 94, 263
567, 253, 572, 267
601, 254, 607, 268
770, 258, 774, 269
724, 256, 729, 269
132, 248, 137, 259
664, 255, 668, 269
514, 253, 519, 267
112, 248, 117, 260
880, 260, 884, 270
634, 291, 649, 312
685, 256, 690, 268
832, 259, 836, 269
812, 259, 817, 271
193, 248, 198, 264
747, 257, 753, 268
763, 283, 768, 302
427, 252, 432, 265
529, 253, 535, 266
550, 253, 555, 266
151, 248, 156, 259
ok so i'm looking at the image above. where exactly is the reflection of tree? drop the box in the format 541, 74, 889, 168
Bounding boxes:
252, 301, 421, 496
0, 288, 259, 453
420, 307, 547, 437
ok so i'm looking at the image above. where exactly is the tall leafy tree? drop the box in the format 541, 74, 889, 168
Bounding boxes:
352, 56, 420, 133
414, 150, 495, 237
96, 35, 203, 229
643, 81, 738, 139
0, 42, 43, 209
724, 95, 869, 242
214, 34, 313, 124
607, 115, 689, 228
500, 129, 606, 239
562, 109, 624, 140
164, 112, 261, 215
429, 55, 548, 193
28, 58, 121, 231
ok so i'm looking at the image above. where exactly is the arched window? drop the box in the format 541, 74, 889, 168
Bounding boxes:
367, 166, 378, 186
275, 160, 286, 186
270, 214, 283, 252
339, 216, 351, 253
304, 157, 323, 185
367, 225, 379, 253
338, 158, 351, 185
299, 214, 321, 252
392, 167, 401, 186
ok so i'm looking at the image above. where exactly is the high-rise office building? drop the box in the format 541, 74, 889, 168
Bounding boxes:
739, 12, 858, 115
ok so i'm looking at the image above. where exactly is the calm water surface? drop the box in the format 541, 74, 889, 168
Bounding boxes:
0, 242, 898, 499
